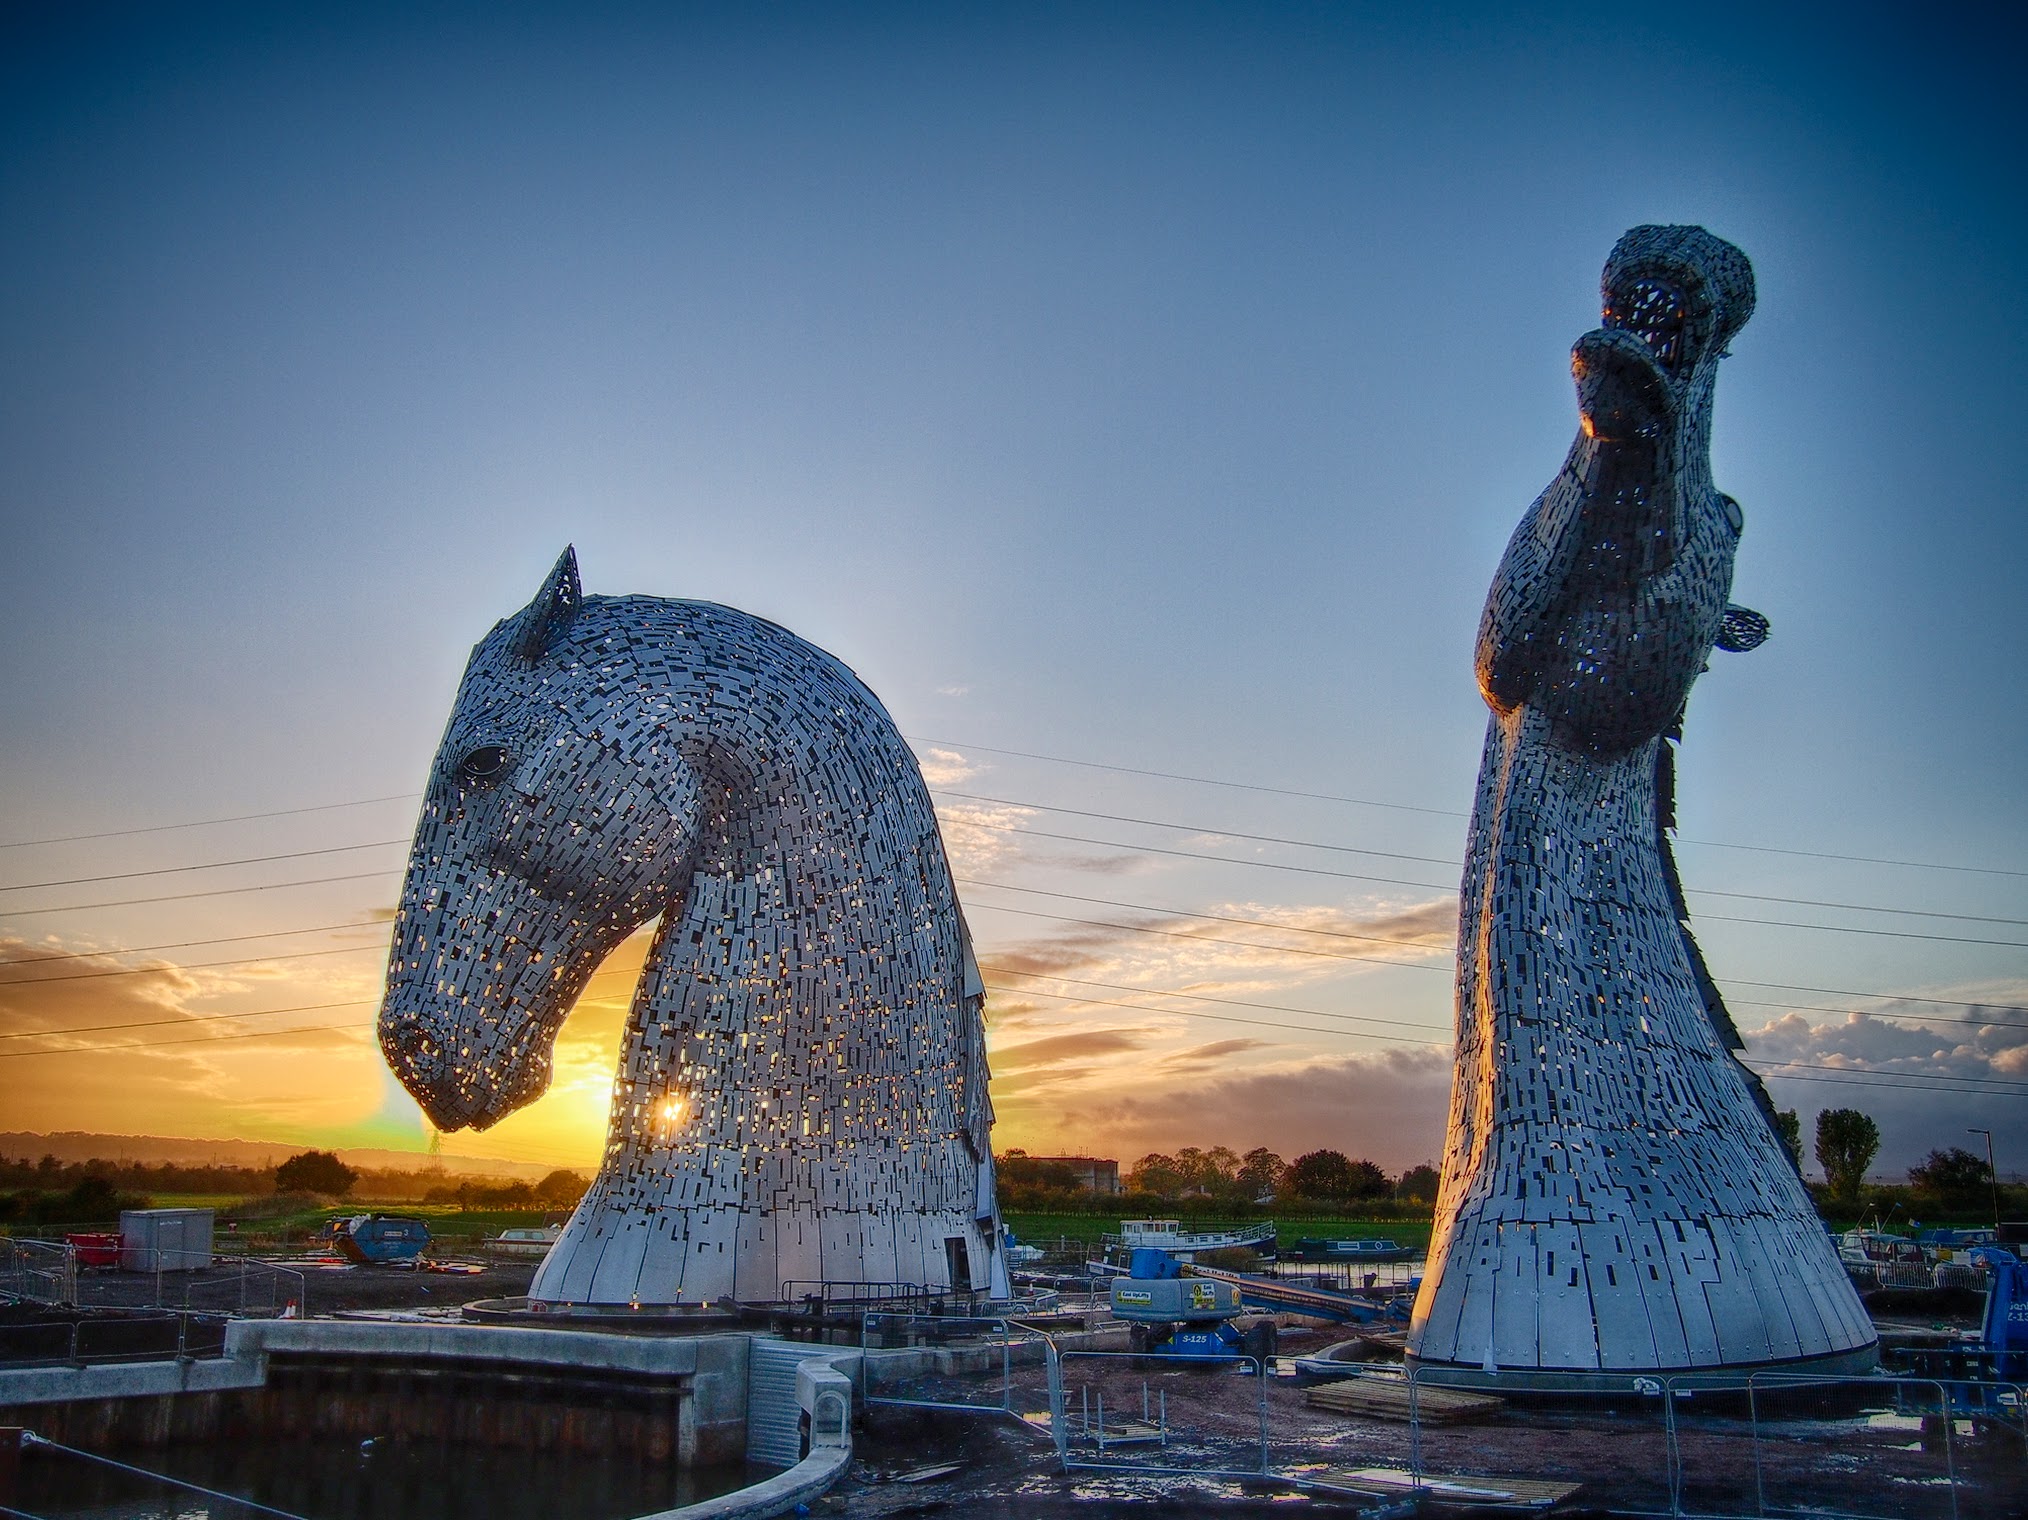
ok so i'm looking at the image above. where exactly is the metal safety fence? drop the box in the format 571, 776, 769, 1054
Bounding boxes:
0, 1237, 307, 1320
0, 1310, 230, 1367
858, 1312, 1060, 1433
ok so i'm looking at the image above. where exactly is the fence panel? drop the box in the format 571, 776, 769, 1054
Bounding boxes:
1394, 1368, 1679, 1517
1057, 1350, 1269, 1480
859, 1313, 1056, 1426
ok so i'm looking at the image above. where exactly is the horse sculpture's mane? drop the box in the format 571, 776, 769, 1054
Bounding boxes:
379, 551, 1003, 1305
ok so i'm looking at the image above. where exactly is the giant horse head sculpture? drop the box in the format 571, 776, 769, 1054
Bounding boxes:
379, 551, 1002, 1305
1411, 228, 1877, 1384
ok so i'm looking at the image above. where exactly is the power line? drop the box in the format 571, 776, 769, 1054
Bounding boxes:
960, 818, 2028, 948
0, 963, 644, 1044
980, 963, 1449, 1038
0, 840, 407, 894
912, 735, 2028, 879
1718, 976, 2028, 1016
0, 794, 416, 851
0, 941, 383, 987
965, 900, 1448, 972
0, 870, 393, 919
8, 944, 2025, 1104
6, 777, 2017, 940
937, 789, 1458, 869
1745, 1059, 2028, 1097
0, 1019, 377, 1058
957, 877, 1452, 952
941, 790, 2028, 927
982, 981, 1444, 1050
0, 920, 384, 967
0, 997, 373, 1041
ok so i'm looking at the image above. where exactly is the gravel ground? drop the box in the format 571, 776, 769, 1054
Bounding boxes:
65, 1256, 538, 1315
39, 1273, 2024, 1517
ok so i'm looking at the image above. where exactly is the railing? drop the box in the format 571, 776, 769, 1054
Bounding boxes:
0, 1237, 76, 1306
176, 1256, 308, 1318
858, 1312, 1058, 1431
0, 1311, 229, 1367
779, 1280, 944, 1309
1055, 1347, 1272, 1480
2, 1236, 309, 1318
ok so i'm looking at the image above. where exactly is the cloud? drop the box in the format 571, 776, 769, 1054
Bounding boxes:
976, 892, 1455, 1010
934, 685, 970, 698
1160, 1038, 1273, 1066
935, 798, 1038, 876
1743, 1003, 2028, 1176
992, 1028, 1153, 1072
917, 746, 982, 786
995, 1045, 1457, 1174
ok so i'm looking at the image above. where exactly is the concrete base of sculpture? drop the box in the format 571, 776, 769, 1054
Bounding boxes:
1407, 1339, 1881, 1395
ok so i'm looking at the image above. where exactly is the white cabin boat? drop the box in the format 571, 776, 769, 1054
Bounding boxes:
1107, 1218, 1276, 1263
485, 1224, 563, 1259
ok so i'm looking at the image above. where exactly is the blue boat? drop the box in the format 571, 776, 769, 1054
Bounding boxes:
330, 1214, 431, 1265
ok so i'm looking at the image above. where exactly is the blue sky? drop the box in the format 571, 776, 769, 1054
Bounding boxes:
2, 2, 2022, 1181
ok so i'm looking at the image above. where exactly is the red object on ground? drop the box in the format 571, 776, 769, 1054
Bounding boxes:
65, 1232, 122, 1268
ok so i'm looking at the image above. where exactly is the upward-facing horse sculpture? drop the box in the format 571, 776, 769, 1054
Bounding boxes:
1409, 227, 1875, 1384
378, 551, 1005, 1305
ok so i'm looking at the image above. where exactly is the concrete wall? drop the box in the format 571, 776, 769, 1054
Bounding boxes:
0, 1321, 751, 1469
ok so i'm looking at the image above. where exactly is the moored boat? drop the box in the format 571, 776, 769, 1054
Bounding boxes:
1289, 1237, 1415, 1264
1103, 1218, 1276, 1264
485, 1224, 563, 1259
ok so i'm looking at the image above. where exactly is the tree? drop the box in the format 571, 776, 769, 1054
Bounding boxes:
1343, 1159, 1391, 1199
1908, 1148, 1993, 1211
534, 1169, 590, 1208
275, 1150, 358, 1197
1285, 1149, 1358, 1201
1814, 1110, 1879, 1206
1128, 1152, 1186, 1197
1395, 1164, 1441, 1203
1235, 1148, 1287, 1202
1774, 1111, 1804, 1170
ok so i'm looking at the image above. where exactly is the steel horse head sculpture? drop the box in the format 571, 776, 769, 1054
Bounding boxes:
379, 551, 1004, 1305
1409, 227, 1877, 1384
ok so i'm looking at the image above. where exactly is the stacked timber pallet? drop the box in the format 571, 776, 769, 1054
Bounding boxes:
1304, 1375, 1505, 1424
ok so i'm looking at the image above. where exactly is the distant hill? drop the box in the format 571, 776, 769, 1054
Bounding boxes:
0, 1131, 562, 1180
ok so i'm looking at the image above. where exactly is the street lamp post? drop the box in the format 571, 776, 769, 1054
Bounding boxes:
1968, 1128, 2000, 1233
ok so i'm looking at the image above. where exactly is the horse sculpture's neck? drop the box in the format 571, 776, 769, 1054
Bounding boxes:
381, 556, 1001, 1307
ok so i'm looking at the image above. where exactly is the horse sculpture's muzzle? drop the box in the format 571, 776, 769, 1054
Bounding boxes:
1573, 326, 1673, 444
380, 997, 557, 1131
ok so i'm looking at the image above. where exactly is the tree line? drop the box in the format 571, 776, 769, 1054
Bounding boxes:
998, 1146, 1441, 1213
0, 1149, 591, 1227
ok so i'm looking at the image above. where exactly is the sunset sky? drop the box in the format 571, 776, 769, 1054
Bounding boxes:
3, 3, 2023, 1183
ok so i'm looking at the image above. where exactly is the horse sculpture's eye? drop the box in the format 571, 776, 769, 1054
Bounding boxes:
456, 745, 511, 788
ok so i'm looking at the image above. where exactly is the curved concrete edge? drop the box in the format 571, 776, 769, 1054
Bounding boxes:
645, 1347, 858, 1520
1405, 1337, 1883, 1394
645, 1442, 851, 1520
0, 1354, 266, 1408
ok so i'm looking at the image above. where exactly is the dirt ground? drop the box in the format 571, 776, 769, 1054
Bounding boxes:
48, 1272, 2026, 1517
67, 1256, 538, 1315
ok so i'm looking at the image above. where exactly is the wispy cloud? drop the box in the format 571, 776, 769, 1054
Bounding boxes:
1160, 1038, 1273, 1066
993, 1028, 1154, 1072
918, 746, 983, 786
996, 1046, 1457, 1173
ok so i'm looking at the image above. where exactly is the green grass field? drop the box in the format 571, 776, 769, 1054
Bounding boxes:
1003, 1212, 1434, 1252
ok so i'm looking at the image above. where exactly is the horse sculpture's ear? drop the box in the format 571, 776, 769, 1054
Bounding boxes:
514, 547, 582, 663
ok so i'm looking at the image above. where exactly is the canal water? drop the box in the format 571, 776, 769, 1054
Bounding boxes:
17, 1434, 762, 1520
